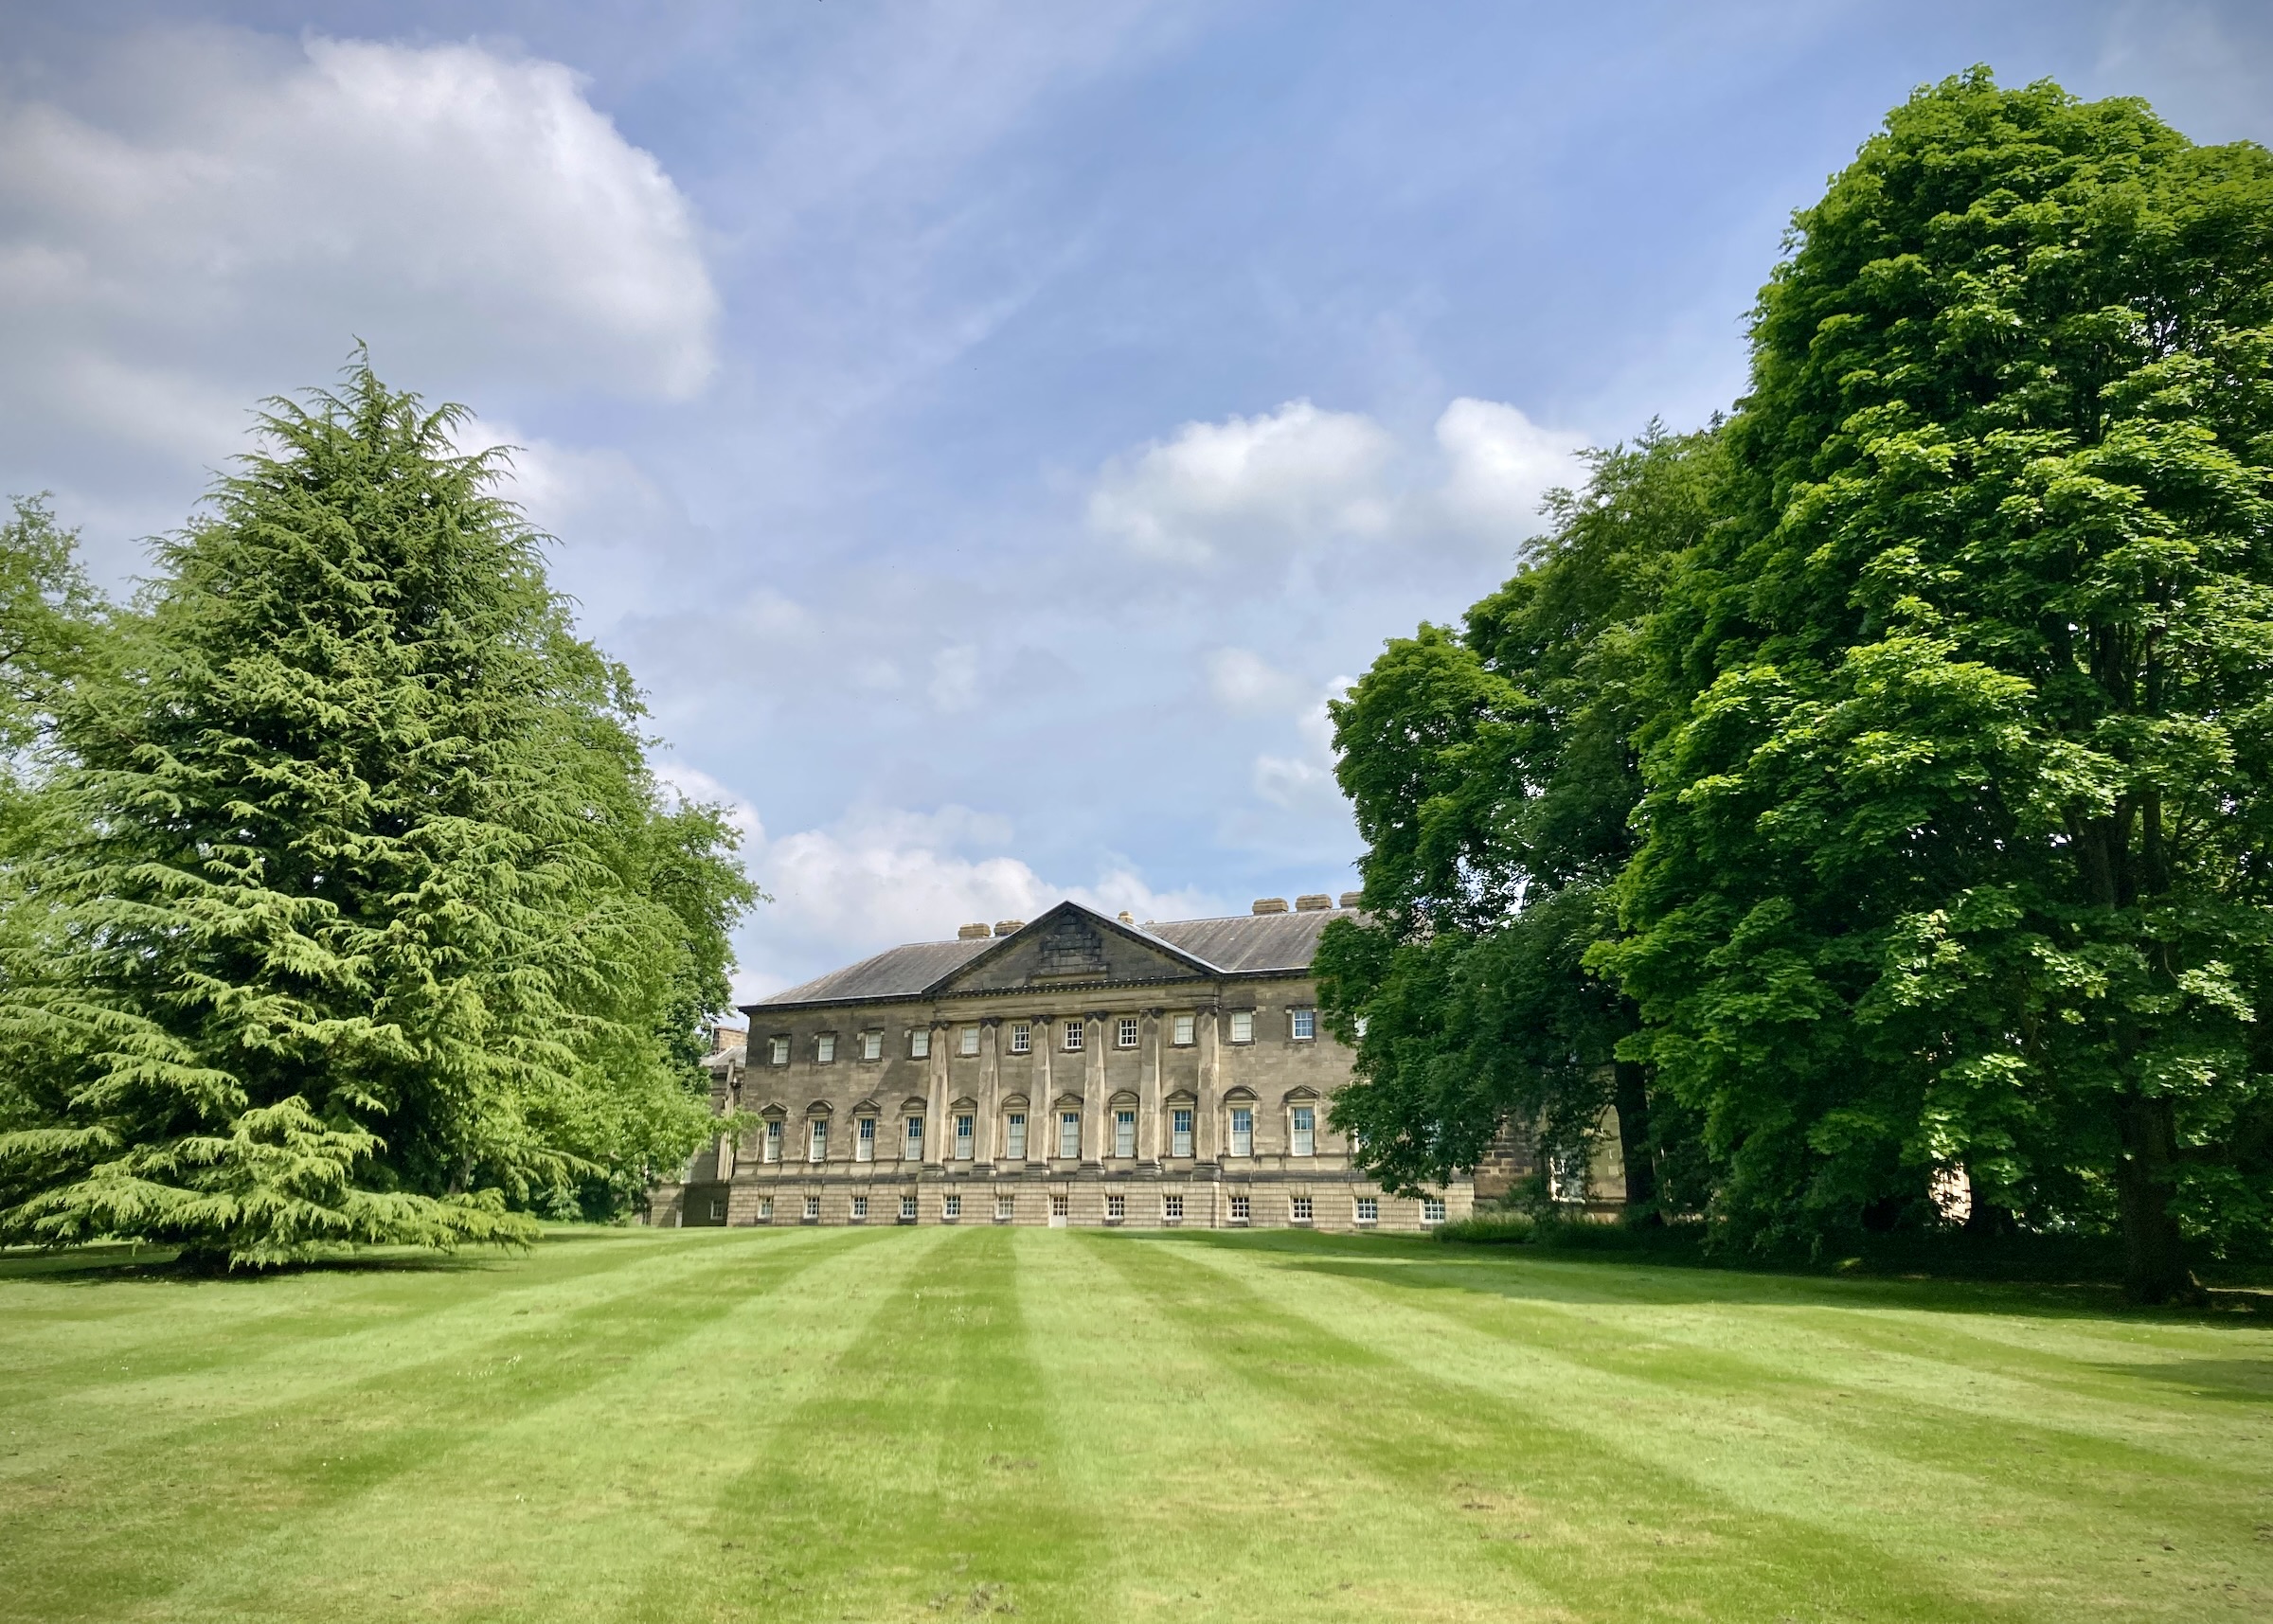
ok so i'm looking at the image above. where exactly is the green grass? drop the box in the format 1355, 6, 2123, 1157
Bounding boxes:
4, 1226, 2269, 1623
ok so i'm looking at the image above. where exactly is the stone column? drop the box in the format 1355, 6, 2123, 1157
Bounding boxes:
1036, 1013, 1054, 1166
1198, 998, 1225, 1162
925, 1019, 949, 1169
1083, 1012, 1106, 1164
978, 1017, 1001, 1165
1138, 1008, 1163, 1164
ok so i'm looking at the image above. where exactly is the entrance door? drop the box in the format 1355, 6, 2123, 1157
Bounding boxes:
1048, 1193, 1069, 1228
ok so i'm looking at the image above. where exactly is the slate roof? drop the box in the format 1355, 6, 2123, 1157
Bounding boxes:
1145, 909, 1348, 973
756, 937, 996, 1008
747, 901, 1358, 1011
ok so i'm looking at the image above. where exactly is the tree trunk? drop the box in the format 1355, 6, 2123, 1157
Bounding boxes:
1613, 1060, 1659, 1225
2114, 1091, 2203, 1306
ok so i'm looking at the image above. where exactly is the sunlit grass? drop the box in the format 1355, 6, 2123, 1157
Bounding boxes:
4, 1224, 2268, 1622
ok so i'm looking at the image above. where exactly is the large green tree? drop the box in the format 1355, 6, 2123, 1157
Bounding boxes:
1318, 428, 1719, 1212
0, 366, 750, 1264
1602, 72, 2273, 1300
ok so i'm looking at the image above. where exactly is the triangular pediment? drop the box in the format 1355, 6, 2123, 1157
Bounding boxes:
928, 901, 1214, 995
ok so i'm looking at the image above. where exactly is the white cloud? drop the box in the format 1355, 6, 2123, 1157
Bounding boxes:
1433, 397, 1584, 537
0, 27, 716, 561
1086, 398, 1397, 565
1251, 677, 1353, 812
1205, 647, 1311, 715
654, 765, 1223, 1001
1086, 395, 1579, 573
930, 645, 982, 713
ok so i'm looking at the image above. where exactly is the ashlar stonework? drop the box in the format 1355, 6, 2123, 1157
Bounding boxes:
647, 899, 1474, 1232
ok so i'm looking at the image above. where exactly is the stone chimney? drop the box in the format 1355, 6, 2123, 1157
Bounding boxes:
1251, 897, 1289, 915
958, 922, 991, 939
1295, 894, 1331, 912
1339, 891, 1363, 909
993, 919, 1025, 937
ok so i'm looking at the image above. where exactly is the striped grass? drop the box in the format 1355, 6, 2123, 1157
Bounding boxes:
3, 1226, 2268, 1622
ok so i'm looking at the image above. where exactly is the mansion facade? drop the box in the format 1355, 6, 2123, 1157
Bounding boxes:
646, 895, 1477, 1232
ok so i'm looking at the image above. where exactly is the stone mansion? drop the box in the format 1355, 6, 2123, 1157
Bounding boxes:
647, 895, 1477, 1232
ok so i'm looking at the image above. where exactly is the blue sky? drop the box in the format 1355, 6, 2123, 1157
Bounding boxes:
4, 1, 2269, 997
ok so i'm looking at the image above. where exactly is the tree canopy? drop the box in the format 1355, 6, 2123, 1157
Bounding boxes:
0, 366, 752, 1265
1327, 70, 2273, 1303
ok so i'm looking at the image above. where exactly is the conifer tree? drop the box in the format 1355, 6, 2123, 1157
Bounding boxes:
0, 364, 747, 1264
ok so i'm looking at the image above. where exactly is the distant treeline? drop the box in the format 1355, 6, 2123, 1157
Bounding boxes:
1319, 69, 2273, 1305
0, 363, 754, 1267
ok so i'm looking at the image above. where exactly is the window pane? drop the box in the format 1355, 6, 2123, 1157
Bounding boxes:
1171, 1108, 1192, 1158
1010, 1022, 1030, 1054
955, 1114, 975, 1159
1006, 1113, 1027, 1160
809, 1120, 828, 1161
959, 1026, 980, 1056
910, 1027, 931, 1058
1229, 1011, 1253, 1044
1114, 1109, 1136, 1157
1063, 1021, 1083, 1052
862, 1031, 882, 1061
856, 1118, 875, 1162
1230, 1107, 1253, 1156
816, 1034, 835, 1062
1172, 1013, 1194, 1046
944, 1194, 961, 1220
905, 1117, 923, 1157
1118, 1017, 1138, 1048
1291, 1008, 1315, 1041
1292, 1105, 1315, 1156
1058, 1112, 1080, 1159
769, 1036, 790, 1065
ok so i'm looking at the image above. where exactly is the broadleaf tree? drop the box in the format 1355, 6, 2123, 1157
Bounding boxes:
1601, 71, 2273, 1300
0, 365, 753, 1265
1317, 427, 1720, 1216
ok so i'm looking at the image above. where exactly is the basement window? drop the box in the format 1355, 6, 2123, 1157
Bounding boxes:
944, 1193, 962, 1222
1422, 1198, 1447, 1225
1229, 1194, 1250, 1225
1163, 1194, 1183, 1225
994, 1193, 1015, 1222
1106, 1193, 1126, 1223
802, 1196, 820, 1222
850, 1195, 868, 1222
901, 1195, 918, 1222
1291, 1195, 1314, 1225
1354, 1197, 1378, 1226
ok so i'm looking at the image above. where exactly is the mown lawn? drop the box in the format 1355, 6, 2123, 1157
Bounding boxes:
3, 1225, 2268, 1623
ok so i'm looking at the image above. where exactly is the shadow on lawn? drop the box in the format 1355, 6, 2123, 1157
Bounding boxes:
0, 1223, 636, 1287
1100, 1226, 2272, 1326
2091, 1357, 2273, 1402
